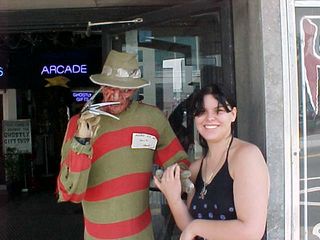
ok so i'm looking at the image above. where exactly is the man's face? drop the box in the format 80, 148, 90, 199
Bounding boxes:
101, 86, 135, 115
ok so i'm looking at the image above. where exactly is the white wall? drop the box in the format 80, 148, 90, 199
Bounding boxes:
1, 89, 17, 120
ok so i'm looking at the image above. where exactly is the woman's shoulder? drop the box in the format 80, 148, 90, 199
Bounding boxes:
229, 138, 266, 173
189, 158, 203, 182
231, 138, 263, 157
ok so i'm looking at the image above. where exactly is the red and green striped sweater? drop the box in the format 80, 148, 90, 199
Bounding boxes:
57, 101, 189, 239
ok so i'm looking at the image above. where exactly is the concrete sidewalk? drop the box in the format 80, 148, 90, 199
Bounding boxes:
0, 191, 83, 240
0, 190, 179, 240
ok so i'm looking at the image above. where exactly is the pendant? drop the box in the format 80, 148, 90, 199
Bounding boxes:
199, 184, 207, 199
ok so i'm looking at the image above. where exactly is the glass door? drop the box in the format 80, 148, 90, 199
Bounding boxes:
296, 5, 320, 240
110, 1, 235, 239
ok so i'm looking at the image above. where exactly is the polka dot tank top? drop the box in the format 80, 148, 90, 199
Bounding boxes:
189, 138, 266, 240
189, 154, 236, 223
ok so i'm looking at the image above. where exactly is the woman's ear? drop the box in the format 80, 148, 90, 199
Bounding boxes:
231, 107, 237, 122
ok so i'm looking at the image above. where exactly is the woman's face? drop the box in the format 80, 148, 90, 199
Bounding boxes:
101, 86, 135, 115
194, 94, 236, 143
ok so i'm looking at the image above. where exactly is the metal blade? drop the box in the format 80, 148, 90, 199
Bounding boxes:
81, 86, 103, 113
88, 109, 120, 120
89, 102, 120, 109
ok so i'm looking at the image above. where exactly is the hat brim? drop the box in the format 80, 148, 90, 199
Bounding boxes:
90, 74, 150, 89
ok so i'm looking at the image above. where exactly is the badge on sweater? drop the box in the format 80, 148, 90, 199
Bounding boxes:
131, 133, 158, 150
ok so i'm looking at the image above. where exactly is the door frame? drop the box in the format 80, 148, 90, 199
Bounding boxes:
280, 0, 300, 239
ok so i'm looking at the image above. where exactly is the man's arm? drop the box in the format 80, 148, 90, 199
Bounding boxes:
153, 115, 192, 193
56, 115, 94, 203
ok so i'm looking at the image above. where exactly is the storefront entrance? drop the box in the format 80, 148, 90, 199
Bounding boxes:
0, 1, 236, 239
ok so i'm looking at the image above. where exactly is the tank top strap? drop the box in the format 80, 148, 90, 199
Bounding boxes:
225, 135, 234, 161
194, 157, 205, 188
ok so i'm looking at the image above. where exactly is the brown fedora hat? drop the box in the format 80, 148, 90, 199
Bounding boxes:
90, 50, 150, 89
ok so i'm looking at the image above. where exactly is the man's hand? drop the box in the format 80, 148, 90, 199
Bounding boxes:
76, 111, 101, 139
180, 170, 195, 194
155, 166, 194, 194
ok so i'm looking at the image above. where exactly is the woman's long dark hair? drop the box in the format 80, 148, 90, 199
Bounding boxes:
191, 84, 236, 157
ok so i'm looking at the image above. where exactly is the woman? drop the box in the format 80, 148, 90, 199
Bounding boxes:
154, 84, 269, 240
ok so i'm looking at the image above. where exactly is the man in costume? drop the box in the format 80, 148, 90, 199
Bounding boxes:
56, 50, 190, 240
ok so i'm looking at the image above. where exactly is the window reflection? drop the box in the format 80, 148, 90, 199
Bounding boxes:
297, 11, 320, 240
115, 9, 231, 239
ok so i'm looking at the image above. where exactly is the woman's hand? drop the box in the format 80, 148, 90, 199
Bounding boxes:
153, 164, 182, 204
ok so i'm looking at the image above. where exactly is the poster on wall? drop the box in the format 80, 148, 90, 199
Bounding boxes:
297, 11, 320, 240
2, 119, 32, 154
300, 16, 320, 116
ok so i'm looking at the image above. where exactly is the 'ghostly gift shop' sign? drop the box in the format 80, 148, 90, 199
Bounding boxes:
2, 120, 32, 154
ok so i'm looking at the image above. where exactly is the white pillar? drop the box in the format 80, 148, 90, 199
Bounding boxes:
1, 89, 17, 120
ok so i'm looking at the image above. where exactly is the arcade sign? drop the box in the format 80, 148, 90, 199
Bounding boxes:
0, 66, 4, 77
41, 64, 88, 75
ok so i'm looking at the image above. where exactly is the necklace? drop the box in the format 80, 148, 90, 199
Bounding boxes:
199, 162, 215, 199
199, 136, 233, 200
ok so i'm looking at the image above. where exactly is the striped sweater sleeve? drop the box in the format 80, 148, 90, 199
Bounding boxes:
56, 115, 92, 203
153, 110, 190, 169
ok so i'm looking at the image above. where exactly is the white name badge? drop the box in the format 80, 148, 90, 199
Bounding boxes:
131, 133, 158, 150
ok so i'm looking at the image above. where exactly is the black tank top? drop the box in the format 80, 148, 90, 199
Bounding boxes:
189, 140, 236, 223
189, 137, 266, 240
